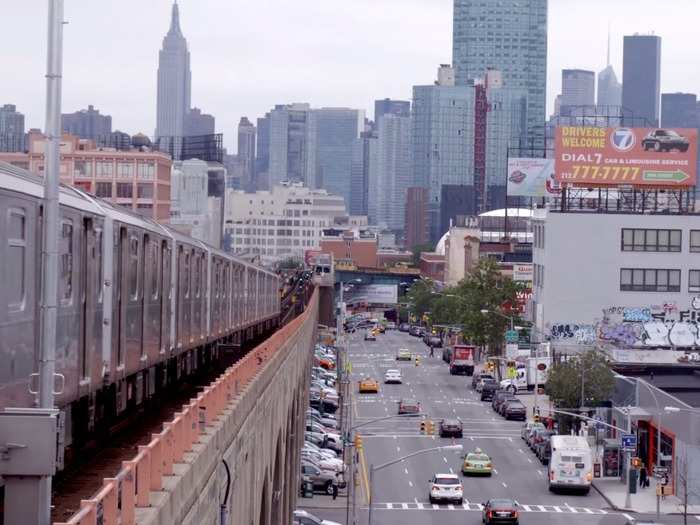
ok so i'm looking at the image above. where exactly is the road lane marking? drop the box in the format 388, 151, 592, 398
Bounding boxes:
447, 504, 454, 510
527, 458, 533, 463
622, 513, 633, 520
404, 468, 409, 474
408, 481, 413, 488
443, 456, 448, 463
502, 482, 508, 488
449, 467, 454, 474
402, 503, 409, 509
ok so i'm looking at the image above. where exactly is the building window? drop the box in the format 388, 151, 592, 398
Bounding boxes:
690, 230, 700, 253
74, 160, 92, 178
689, 270, 700, 293
137, 161, 154, 179
137, 183, 153, 198
621, 229, 682, 252
95, 182, 112, 198
95, 161, 114, 178
116, 182, 133, 198
620, 268, 681, 292
118, 162, 134, 178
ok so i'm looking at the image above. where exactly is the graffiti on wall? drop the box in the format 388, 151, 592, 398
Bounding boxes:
548, 298, 700, 348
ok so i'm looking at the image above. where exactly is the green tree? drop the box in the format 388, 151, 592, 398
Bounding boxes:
545, 349, 615, 409
453, 258, 524, 354
405, 278, 437, 319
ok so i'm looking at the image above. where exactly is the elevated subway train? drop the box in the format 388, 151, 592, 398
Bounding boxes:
0, 161, 281, 462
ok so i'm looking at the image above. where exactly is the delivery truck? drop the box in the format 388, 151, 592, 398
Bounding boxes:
449, 344, 476, 375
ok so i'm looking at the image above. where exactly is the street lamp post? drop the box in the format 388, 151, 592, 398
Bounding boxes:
480, 308, 515, 331
368, 444, 463, 525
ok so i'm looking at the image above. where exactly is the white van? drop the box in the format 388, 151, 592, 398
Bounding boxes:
548, 435, 593, 494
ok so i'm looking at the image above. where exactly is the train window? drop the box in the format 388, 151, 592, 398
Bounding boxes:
95, 228, 103, 303
194, 255, 201, 298
151, 242, 159, 300
184, 252, 191, 298
7, 208, 27, 311
129, 237, 139, 300
61, 220, 74, 303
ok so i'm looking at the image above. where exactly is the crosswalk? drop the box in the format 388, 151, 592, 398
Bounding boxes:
374, 502, 612, 515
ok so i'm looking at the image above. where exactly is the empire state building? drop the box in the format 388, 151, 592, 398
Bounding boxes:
155, 1, 191, 141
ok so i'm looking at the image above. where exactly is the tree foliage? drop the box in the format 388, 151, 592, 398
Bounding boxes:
545, 349, 615, 409
405, 259, 524, 354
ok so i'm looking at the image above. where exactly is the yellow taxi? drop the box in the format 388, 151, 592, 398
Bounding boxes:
358, 378, 379, 393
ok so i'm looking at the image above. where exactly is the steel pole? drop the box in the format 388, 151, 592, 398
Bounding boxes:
624, 408, 632, 509
656, 408, 661, 521
38, 1, 64, 523
368, 464, 374, 525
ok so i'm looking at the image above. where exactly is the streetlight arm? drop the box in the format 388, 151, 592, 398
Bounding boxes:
373, 445, 462, 472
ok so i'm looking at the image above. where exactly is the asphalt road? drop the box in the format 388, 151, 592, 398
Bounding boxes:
304, 329, 692, 525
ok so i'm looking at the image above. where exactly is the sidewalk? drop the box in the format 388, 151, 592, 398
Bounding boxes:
297, 490, 349, 510
592, 477, 700, 515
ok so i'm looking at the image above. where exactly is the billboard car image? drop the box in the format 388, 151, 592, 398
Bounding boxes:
507, 158, 560, 197
555, 127, 698, 187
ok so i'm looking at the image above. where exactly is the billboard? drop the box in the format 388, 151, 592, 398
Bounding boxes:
512, 263, 533, 282
507, 158, 560, 197
344, 284, 398, 305
555, 127, 698, 187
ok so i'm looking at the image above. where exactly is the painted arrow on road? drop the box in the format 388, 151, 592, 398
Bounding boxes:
643, 170, 690, 183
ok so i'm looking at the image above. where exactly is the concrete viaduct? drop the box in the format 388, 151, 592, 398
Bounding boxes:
135, 290, 320, 525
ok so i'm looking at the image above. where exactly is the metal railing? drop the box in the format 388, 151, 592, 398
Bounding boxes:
54, 289, 318, 525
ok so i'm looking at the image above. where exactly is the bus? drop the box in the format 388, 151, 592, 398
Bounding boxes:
548, 435, 593, 494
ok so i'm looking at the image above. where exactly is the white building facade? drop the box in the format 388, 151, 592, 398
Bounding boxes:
224, 182, 346, 263
532, 208, 700, 351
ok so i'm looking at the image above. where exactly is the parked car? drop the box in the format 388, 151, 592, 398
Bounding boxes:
480, 381, 498, 401
398, 323, 410, 332
293, 509, 342, 525
364, 331, 377, 341
476, 377, 497, 393
303, 440, 338, 459
300, 462, 341, 495
472, 372, 494, 389
385, 322, 397, 330
321, 433, 344, 454
503, 400, 527, 421
534, 435, 553, 465
530, 427, 554, 452
408, 325, 422, 337
491, 390, 515, 413
521, 421, 545, 442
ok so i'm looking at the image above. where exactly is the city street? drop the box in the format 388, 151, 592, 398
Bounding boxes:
307, 329, 696, 525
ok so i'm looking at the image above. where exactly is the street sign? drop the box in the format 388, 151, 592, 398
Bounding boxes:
537, 363, 547, 371
505, 330, 519, 343
621, 433, 637, 451
653, 466, 669, 476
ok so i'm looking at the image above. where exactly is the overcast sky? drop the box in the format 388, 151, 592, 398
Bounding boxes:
2, 0, 699, 151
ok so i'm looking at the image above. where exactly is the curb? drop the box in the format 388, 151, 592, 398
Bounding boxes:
591, 482, 629, 513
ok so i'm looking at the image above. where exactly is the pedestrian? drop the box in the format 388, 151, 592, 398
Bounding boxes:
639, 463, 648, 488
430, 346, 435, 358
332, 482, 338, 500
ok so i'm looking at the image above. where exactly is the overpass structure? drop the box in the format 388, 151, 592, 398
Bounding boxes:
54, 290, 320, 525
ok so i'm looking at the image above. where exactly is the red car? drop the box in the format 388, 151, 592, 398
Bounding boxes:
398, 399, 421, 416
482, 498, 519, 524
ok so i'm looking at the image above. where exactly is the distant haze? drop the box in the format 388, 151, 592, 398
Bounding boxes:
1, 0, 698, 150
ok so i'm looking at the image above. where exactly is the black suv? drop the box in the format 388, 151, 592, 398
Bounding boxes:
480, 380, 498, 401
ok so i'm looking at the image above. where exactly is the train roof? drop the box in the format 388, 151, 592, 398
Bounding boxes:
0, 161, 277, 277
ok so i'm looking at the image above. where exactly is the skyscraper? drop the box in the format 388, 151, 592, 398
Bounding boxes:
237, 117, 256, 191
0, 104, 25, 152
622, 34, 661, 126
62, 105, 112, 141
255, 114, 270, 190
560, 69, 595, 112
374, 99, 410, 121
184, 107, 215, 136
306, 108, 364, 206
661, 93, 698, 128
350, 129, 373, 216
368, 114, 412, 231
155, 1, 191, 141
452, 0, 547, 139
597, 35, 622, 109
268, 103, 311, 187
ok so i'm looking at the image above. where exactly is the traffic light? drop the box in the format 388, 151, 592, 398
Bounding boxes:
425, 420, 435, 435
420, 421, 427, 434
354, 434, 363, 451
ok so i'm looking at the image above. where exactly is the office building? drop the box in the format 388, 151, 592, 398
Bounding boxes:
367, 114, 411, 231
404, 187, 429, 250
62, 105, 112, 141
0, 131, 172, 221
306, 107, 364, 206
224, 182, 347, 263
268, 103, 311, 187
661, 93, 698, 128
0, 104, 25, 152
452, 0, 547, 140
374, 99, 410, 121
598, 39, 622, 108
155, 1, 191, 140
560, 69, 595, 112
184, 107, 215, 136
255, 113, 270, 190
622, 34, 661, 126
237, 117, 256, 191
350, 130, 374, 216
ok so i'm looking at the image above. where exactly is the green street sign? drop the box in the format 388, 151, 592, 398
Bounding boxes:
505, 330, 519, 343
643, 170, 689, 183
